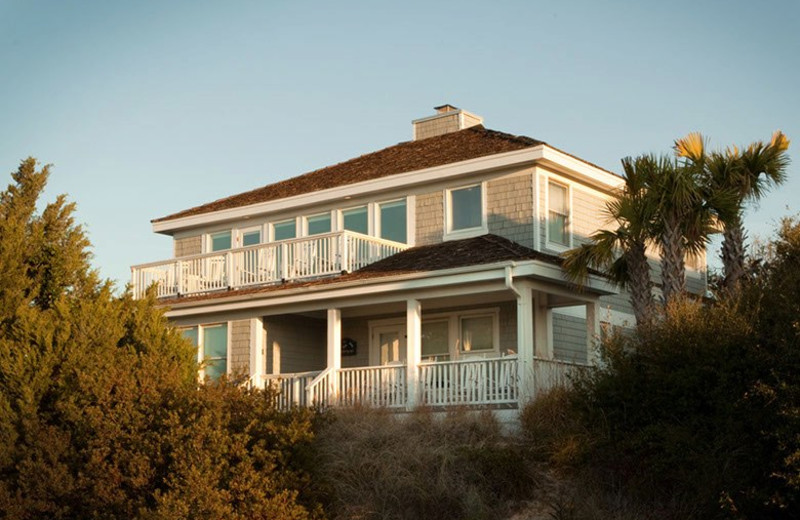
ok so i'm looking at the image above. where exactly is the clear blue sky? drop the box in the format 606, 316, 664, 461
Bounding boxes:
1, 0, 798, 288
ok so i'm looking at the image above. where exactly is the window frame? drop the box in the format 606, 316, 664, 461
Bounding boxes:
444, 182, 488, 240
376, 198, 408, 244
270, 217, 299, 242
545, 178, 572, 251
340, 204, 370, 235
304, 211, 334, 236
179, 323, 230, 382
206, 229, 233, 253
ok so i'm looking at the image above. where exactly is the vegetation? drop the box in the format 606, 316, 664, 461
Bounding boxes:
312, 407, 534, 520
0, 158, 322, 519
527, 218, 800, 519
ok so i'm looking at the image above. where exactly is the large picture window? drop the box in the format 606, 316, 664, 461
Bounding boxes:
548, 181, 570, 247
379, 199, 407, 244
421, 320, 450, 361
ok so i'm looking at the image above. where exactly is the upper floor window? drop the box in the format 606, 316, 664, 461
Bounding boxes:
445, 183, 487, 239
449, 184, 483, 231
547, 181, 570, 247
273, 219, 296, 241
210, 231, 232, 252
343, 206, 368, 234
379, 199, 406, 244
306, 212, 332, 236
241, 228, 261, 247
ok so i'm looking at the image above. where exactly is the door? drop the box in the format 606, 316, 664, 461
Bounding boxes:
371, 324, 406, 365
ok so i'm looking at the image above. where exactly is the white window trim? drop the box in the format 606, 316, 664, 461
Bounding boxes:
457, 310, 500, 356
237, 225, 263, 248
205, 229, 233, 253
545, 176, 573, 252
443, 182, 488, 241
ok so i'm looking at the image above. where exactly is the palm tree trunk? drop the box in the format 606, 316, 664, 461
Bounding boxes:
660, 213, 686, 306
721, 216, 747, 291
626, 241, 654, 327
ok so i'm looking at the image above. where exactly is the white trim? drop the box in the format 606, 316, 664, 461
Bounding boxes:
406, 195, 416, 246
533, 167, 541, 250
443, 182, 488, 240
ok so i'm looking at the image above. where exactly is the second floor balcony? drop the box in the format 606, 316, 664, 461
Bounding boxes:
131, 230, 409, 299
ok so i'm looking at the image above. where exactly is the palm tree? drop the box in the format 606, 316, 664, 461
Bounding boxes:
675, 131, 790, 290
563, 155, 658, 327
645, 154, 714, 306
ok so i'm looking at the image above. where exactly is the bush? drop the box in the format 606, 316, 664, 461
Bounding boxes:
312, 406, 535, 520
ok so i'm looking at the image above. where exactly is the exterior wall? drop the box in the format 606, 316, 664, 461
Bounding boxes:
174, 235, 202, 257
571, 188, 608, 246
230, 319, 251, 374
342, 317, 371, 368
487, 173, 534, 249
265, 315, 326, 374
552, 312, 588, 364
415, 191, 444, 246
413, 113, 460, 140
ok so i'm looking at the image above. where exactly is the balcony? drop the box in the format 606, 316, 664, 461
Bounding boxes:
131, 230, 409, 299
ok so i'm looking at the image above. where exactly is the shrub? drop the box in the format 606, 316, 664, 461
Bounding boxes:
312, 406, 535, 520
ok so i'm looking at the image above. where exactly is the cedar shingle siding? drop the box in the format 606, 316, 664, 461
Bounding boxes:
230, 319, 251, 374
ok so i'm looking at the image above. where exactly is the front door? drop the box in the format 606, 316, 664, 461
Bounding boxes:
371, 324, 406, 365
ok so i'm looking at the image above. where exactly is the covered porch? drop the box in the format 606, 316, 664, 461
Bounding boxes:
255, 275, 602, 410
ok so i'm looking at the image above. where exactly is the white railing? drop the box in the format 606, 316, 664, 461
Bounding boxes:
531, 356, 587, 394
263, 371, 322, 409
131, 231, 408, 299
419, 356, 519, 406
338, 365, 407, 408
261, 357, 586, 411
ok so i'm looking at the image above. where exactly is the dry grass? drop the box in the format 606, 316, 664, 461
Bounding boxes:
312, 406, 536, 520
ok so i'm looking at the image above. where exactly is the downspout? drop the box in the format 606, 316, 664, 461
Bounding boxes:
504, 263, 520, 298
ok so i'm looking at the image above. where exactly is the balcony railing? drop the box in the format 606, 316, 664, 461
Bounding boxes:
131, 230, 409, 299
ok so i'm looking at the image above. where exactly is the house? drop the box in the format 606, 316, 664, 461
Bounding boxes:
131, 105, 707, 410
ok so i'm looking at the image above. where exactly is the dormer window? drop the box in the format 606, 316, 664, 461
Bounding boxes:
379, 199, 407, 243
445, 183, 487, 239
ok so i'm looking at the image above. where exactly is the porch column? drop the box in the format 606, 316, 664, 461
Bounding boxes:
586, 300, 601, 365
249, 318, 264, 388
406, 299, 422, 410
533, 293, 550, 358
516, 282, 535, 404
327, 308, 342, 403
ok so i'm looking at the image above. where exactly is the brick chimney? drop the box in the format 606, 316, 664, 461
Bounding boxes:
412, 105, 484, 141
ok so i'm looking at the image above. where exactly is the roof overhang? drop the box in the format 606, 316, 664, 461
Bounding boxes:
162, 258, 617, 319
152, 144, 622, 235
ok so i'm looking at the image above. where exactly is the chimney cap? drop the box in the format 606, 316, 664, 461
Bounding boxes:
434, 104, 459, 114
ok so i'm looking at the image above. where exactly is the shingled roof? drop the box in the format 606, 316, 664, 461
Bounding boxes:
161, 235, 567, 305
154, 126, 545, 223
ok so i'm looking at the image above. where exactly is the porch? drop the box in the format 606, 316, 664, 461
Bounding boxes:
261, 355, 587, 410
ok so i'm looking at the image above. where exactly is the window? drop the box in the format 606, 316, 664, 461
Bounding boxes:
273, 219, 296, 241
379, 199, 406, 243
306, 212, 332, 236
421, 320, 450, 361
210, 230, 232, 252
448, 184, 483, 232
343, 206, 368, 234
242, 229, 261, 247
460, 315, 495, 353
202, 324, 228, 381
548, 181, 570, 247
180, 325, 228, 382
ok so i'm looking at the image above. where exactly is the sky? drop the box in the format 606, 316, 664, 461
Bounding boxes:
1, 0, 798, 289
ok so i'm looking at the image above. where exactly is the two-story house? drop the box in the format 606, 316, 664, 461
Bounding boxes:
131, 105, 706, 410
